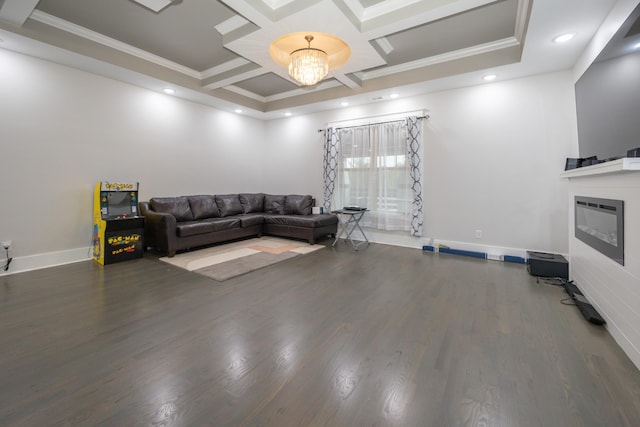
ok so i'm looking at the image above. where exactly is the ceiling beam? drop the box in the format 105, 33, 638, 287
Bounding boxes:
0, 0, 40, 26
202, 65, 266, 90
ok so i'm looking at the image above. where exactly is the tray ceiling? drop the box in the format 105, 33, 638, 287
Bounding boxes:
0, 0, 621, 117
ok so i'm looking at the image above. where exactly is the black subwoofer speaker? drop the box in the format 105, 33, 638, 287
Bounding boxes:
527, 251, 568, 279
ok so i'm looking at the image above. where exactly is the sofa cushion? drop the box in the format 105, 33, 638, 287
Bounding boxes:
188, 195, 220, 220
150, 196, 193, 222
238, 213, 265, 227
284, 194, 313, 215
215, 194, 243, 217
264, 214, 338, 227
239, 193, 264, 214
176, 218, 241, 237
264, 194, 285, 214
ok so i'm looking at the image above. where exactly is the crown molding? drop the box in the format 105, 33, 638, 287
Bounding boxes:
224, 85, 267, 102
261, 0, 296, 9
263, 79, 343, 102
214, 15, 250, 36
514, 0, 532, 42
375, 37, 394, 55
361, 37, 519, 80
30, 10, 201, 79
360, 0, 424, 21
201, 57, 252, 79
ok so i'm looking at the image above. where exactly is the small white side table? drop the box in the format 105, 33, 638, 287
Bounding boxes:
331, 208, 370, 251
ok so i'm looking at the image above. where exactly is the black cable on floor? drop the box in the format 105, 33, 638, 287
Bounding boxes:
3, 247, 12, 272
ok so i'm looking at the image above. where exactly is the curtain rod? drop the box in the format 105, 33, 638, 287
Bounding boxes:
317, 114, 429, 133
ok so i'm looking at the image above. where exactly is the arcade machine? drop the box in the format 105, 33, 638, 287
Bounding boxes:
92, 181, 144, 265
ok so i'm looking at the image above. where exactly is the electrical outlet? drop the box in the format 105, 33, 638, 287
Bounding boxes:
1, 240, 11, 250
475, 230, 482, 239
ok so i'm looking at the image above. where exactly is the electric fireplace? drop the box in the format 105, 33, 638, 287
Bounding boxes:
575, 196, 624, 265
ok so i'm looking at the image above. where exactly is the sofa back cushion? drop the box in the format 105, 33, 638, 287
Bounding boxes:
264, 194, 285, 214
188, 195, 220, 220
215, 194, 243, 217
285, 194, 313, 215
149, 196, 194, 222
239, 193, 265, 214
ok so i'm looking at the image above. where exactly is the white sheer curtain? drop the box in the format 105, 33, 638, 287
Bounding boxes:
332, 121, 415, 232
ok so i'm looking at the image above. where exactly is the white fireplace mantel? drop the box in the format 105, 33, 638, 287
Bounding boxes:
564, 163, 640, 370
560, 157, 640, 178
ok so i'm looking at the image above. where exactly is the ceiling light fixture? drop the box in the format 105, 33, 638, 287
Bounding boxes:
270, 32, 350, 87
163, 88, 175, 94
483, 74, 497, 81
288, 35, 328, 86
553, 33, 575, 43
389, 93, 399, 98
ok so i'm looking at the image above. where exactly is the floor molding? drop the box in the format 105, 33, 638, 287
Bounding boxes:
0, 247, 91, 276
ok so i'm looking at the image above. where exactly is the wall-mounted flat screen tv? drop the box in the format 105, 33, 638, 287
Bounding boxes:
575, 3, 640, 160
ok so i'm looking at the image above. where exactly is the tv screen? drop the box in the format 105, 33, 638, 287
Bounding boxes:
107, 192, 132, 217
575, 3, 640, 159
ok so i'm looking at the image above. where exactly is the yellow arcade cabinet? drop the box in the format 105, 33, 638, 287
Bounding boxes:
92, 181, 144, 265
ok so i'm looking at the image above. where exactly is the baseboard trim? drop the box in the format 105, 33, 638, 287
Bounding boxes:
0, 247, 91, 276
422, 239, 530, 261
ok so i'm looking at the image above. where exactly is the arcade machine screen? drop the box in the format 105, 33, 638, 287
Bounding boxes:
106, 191, 134, 218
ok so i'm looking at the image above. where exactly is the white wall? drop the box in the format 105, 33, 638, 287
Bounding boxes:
1, 46, 578, 274
261, 114, 326, 197
266, 71, 578, 254
0, 49, 266, 271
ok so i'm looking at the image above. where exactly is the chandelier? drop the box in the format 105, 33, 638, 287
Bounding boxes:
270, 32, 350, 87
288, 35, 329, 86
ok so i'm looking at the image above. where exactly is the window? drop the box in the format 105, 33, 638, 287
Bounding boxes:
328, 120, 420, 233
323, 115, 424, 236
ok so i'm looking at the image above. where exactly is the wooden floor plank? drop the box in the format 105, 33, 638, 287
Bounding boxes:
1, 242, 640, 426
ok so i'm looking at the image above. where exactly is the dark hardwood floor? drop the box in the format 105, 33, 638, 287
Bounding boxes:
1, 241, 639, 426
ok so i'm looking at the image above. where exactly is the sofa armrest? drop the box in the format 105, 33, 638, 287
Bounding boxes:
139, 201, 178, 256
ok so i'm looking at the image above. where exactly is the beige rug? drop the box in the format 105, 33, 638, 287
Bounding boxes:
159, 237, 325, 282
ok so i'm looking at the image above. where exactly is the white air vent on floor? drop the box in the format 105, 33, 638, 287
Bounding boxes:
130, 0, 181, 13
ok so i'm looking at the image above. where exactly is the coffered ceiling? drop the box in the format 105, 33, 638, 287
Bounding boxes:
0, 0, 621, 118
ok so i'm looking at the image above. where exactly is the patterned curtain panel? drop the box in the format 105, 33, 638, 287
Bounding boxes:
406, 116, 424, 237
322, 128, 339, 211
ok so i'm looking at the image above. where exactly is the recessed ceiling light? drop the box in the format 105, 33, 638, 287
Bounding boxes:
163, 88, 175, 94
284, 112, 292, 116
389, 93, 399, 98
633, 42, 640, 50
553, 33, 575, 43
340, 101, 349, 107
234, 109, 243, 113
483, 74, 497, 81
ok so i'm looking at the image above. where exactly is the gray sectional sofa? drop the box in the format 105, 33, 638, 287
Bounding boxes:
139, 193, 338, 257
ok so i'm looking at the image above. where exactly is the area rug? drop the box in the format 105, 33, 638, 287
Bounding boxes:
159, 237, 325, 282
